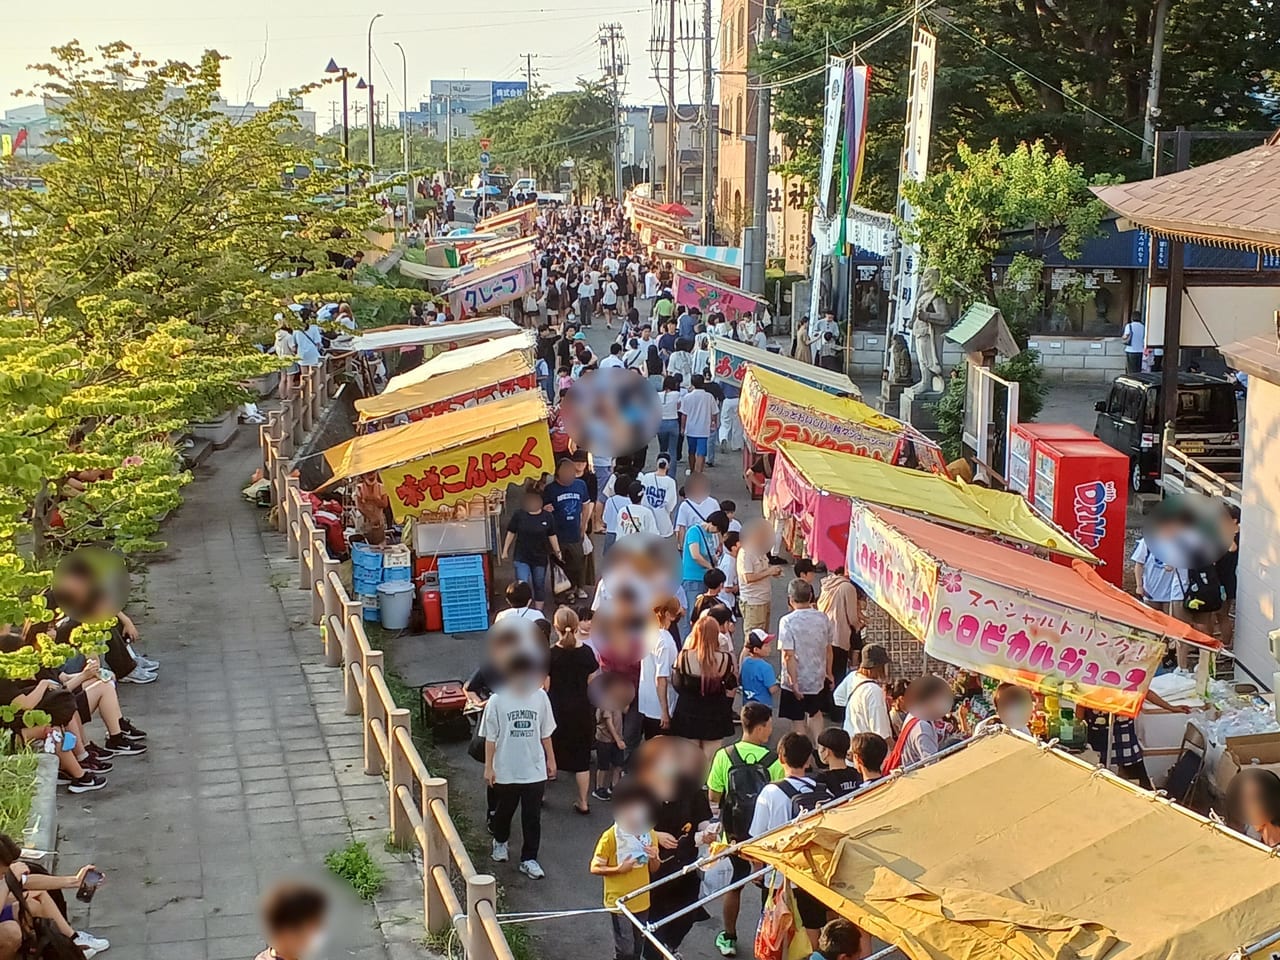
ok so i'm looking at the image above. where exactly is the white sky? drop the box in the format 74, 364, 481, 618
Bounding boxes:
0, 0, 712, 122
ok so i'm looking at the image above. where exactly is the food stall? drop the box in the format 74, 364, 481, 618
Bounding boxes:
844, 502, 1216, 716
340, 317, 520, 356
353, 352, 538, 432
384, 331, 536, 396
321, 391, 552, 632
739, 365, 945, 497
730, 731, 1280, 960
709, 335, 861, 398
766, 441, 1095, 570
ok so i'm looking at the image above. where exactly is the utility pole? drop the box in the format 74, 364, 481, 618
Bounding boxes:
700, 0, 714, 243
747, 4, 776, 294
521, 53, 538, 92
367, 12, 383, 169
600, 24, 628, 199
1141, 0, 1170, 163
1159, 126, 1191, 429
666, 0, 677, 203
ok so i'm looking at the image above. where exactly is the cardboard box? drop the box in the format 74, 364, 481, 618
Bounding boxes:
1212, 732, 1280, 795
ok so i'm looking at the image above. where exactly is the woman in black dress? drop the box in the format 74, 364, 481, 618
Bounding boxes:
547, 606, 599, 814
670, 616, 737, 763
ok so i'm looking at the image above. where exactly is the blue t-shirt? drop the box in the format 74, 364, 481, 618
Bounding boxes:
681, 525, 713, 581
740, 657, 778, 708
677, 313, 696, 340
542, 479, 588, 544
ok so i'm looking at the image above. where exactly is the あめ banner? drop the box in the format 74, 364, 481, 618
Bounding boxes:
382, 422, 552, 520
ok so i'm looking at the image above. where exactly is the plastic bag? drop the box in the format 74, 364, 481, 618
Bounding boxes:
699, 855, 732, 901
754, 877, 794, 960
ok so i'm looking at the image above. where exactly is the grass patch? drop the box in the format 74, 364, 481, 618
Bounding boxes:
325, 840, 386, 901
0, 752, 40, 839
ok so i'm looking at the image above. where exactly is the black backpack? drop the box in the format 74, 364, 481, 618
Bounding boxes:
1183, 564, 1225, 614
776, 777, 834, 819
721, 744, 777, 841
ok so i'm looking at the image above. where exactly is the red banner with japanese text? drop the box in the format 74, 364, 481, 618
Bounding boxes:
382, 422, 553, 520
925, 569, 1167, 718
674, 271, 762, 320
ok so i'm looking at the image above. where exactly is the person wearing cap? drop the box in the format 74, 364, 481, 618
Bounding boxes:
739, 629, 780, 710
831, 643, 893, 741
640, 455, 678, 539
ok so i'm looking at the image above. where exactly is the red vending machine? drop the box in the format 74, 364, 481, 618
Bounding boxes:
1031, 438, 1130, 587
1007, 423, 1093, 499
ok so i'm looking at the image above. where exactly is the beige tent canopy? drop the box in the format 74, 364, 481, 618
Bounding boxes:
737, 732, 1280, 960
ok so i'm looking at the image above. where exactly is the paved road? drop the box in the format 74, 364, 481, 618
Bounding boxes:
381, 319, 1113, 960
61, 429, 391, 960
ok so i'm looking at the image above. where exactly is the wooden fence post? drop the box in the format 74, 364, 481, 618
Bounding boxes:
387, 708, 412, 847
465, 875, 499, 960
423, 778, 449, 933
343, 609, 363, 714
363, 654, 387, 777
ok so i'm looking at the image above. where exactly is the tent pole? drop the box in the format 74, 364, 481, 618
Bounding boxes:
1105, 712, 1116, 773
650, 866, 771, 932
1240, 925, 1280, 957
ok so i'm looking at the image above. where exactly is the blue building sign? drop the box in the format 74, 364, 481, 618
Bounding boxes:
491, 82, 528, 103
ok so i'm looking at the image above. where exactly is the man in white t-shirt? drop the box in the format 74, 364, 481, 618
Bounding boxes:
615, 480, 660, 538
832, 643, 893, 740
1122, 315, 1146, 374
674, 472, 720, 549
493, 582, 549, 623
481, 671, 556, 878
638, 626, 679, 738
747, 731, 830, 943
641, 456, 679, 538
678, 375, 718, 474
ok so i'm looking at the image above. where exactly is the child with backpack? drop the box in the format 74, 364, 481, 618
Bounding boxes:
706, 702, 783, 957
748, 733, 833, 945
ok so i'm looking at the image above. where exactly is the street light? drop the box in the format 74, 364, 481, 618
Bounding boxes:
367, 13, 384, 168
393, 41, 412, 223
324, 58, 353, 197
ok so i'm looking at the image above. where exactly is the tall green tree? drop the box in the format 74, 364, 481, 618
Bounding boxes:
762, 0, 1280, 209
0, 42, 378, 670
900, 140, 1110, 458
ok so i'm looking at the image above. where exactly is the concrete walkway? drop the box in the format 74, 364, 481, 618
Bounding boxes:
57, 428, 397, 960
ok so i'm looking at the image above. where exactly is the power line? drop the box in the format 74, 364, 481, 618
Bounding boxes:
923, 10, 1152, 147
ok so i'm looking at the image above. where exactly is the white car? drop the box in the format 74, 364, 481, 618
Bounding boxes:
460, 187, 479, 199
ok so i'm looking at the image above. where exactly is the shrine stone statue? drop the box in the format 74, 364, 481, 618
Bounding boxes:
906, 266, 952, 396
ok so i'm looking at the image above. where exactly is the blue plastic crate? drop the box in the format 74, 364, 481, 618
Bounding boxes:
442, 600, 488, 632
351, 542, 384, 572
353, 573, 382, 592
437, 554, 485, 578
382, 565, 412, 582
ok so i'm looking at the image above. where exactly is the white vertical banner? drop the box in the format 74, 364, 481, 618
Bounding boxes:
810, 56, 847, 322
892, 27, 937, 331
815, 58, 846, 220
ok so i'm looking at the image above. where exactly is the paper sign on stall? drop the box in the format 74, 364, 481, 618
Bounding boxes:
447, 260, 535, 318
673, 271, 763, 320
382, 421, 552, 520
741, 367, 905, 459
847, 502, 938, 638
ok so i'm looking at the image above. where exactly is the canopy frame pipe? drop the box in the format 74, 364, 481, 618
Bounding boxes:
617, 729, 1280, 960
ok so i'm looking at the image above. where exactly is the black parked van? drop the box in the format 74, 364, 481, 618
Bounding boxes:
1093, 372, 1241, 491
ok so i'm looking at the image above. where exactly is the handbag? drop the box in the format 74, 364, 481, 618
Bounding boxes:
754, 876, 795, 960
552, 561, 572, 596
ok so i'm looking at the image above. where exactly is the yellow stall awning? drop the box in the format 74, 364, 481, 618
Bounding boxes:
323, 390, 549, 484
355, 352, 535, 422
742, 732, 1280, 960
775, 441, 1095, 561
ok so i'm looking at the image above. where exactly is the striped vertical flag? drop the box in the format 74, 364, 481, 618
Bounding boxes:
837, 65, 872, 251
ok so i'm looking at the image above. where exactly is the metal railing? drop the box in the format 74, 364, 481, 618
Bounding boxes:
1160, 443, 1243, 509
259, 360, 512, 960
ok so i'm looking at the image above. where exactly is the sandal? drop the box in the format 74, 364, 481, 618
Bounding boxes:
573, 803, 591, 815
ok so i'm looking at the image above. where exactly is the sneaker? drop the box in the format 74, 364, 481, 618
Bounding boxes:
120, 717, 147, 737
120, 668, 157, 685
766, 554, 788, 567
86, 742, 116, 760
714, 933, 737, 957
127, 645, 159, 669
74, 932, 110, 957
490, 840, 509, 863
81, 756, 113, 773
104, 734, 147, 756
56, 770, 72, 786
590, 787, 612, 802
67, 773, 107, 794
518, 859, 545, 879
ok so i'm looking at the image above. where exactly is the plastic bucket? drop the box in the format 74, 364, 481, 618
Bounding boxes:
377, 580, 416, 631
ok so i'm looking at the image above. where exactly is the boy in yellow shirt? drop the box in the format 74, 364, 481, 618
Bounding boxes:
590, 779, 660, 960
